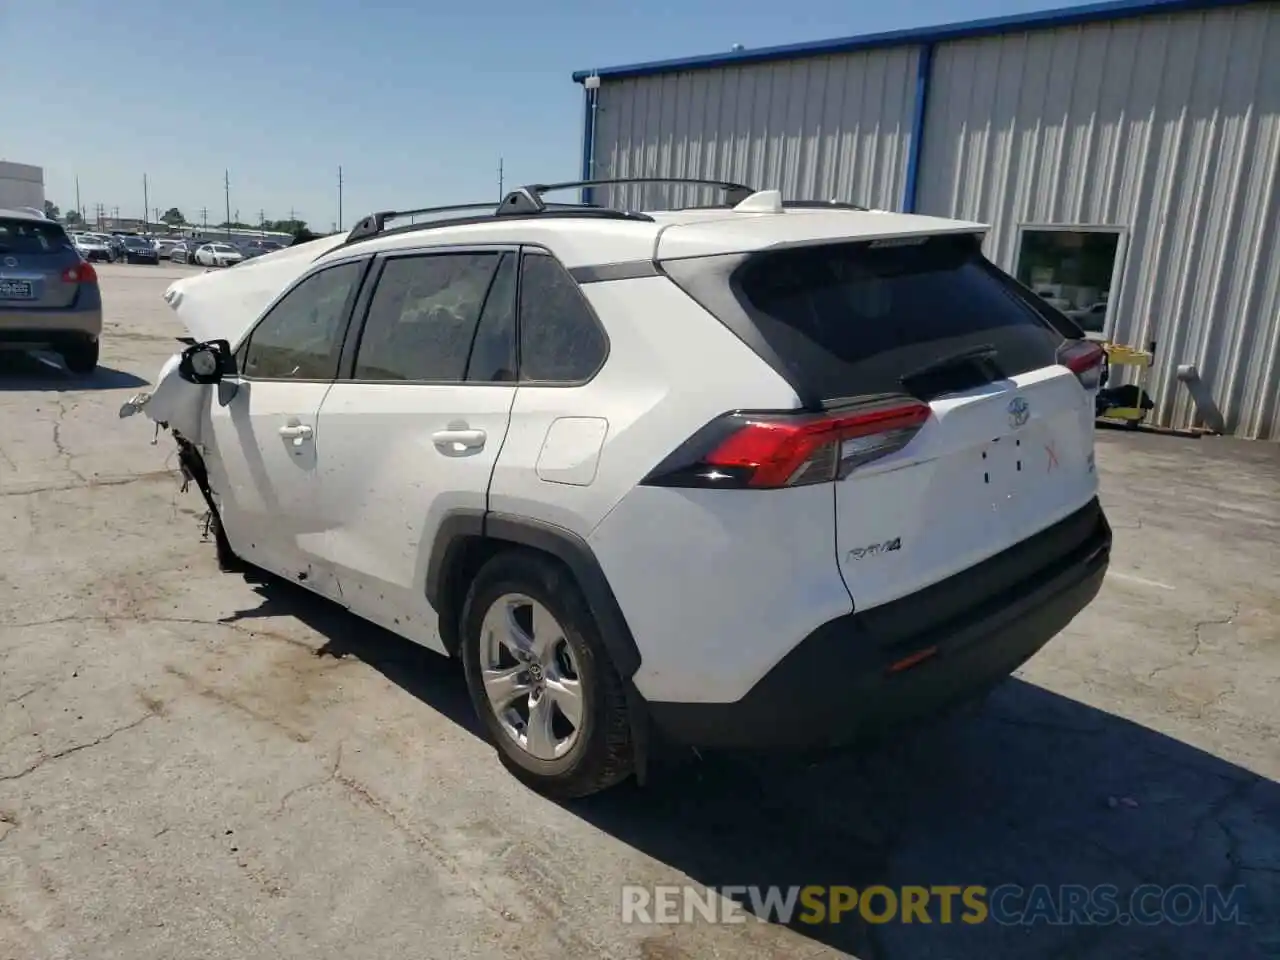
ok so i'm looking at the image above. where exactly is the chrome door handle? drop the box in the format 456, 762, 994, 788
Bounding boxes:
432, 428, 486, 450
278, 423, 314, 446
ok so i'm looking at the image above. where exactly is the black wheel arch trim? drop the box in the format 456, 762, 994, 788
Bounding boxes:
425, 510, 642, 681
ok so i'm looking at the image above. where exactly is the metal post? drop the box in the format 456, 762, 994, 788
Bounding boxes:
337, 166, 343, 232
143, 173, 149, 233
224, 170, 232, 240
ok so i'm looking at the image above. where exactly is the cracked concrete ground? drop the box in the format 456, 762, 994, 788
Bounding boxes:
1, 263, 1277, 960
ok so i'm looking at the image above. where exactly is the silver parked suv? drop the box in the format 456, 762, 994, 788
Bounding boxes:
0, 209, 103, 373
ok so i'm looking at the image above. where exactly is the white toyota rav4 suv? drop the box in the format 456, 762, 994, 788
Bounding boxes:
123, 178, 1112, 798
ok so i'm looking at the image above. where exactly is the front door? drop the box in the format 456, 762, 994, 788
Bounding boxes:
312, 248, 519, 652
205, 257, 369, 594
207, 380, 334, 586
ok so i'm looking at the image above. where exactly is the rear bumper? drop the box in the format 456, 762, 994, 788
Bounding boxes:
0, 303, 104, 345
645, 498, 1111, 750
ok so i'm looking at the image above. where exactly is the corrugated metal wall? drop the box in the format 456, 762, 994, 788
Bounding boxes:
588, 46, 920, 212
918, 3, 1280, 438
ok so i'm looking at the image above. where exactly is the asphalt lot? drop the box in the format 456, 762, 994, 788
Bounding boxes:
1, 262, 1277, 959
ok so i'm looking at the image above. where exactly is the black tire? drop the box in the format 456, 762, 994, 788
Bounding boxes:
62, 340, 99, 375
460, 549, 633, 798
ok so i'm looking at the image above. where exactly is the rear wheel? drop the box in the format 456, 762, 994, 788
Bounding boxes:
460, 550, 633, 798
62, 340, 99, 375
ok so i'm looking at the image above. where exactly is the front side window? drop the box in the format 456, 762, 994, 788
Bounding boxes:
240, 260, 364, 380
353, 252, 502, 382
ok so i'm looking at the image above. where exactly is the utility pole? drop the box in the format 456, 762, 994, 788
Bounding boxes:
337, 166, 343, 232
111, 205, 120, 228
74, 176, 82, 222
498, 157, 504, 199
142, 173, 150, 233
259, 208, 266, 234
224, 170, 232, 240
200, 207, 208, 232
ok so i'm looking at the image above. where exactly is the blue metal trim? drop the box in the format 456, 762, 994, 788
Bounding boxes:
579, 84, 595, 205
902, 43, 934, 214
571, 0, 1258, 83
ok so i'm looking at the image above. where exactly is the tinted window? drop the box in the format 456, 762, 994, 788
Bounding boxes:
241, 260, 363, 380
354, 253, 500, 382
0, 217, 71, 254
518, 252, 607, 383
730, 234, 1064, 401
465, 252, 517, 382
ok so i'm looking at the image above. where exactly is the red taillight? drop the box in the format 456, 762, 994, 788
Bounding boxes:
1057, 339, 1105, 390
62, 262, 98, 284
643, 398, 930, 490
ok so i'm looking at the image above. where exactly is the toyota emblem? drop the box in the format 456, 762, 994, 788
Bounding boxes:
1008, 396, 1030, 429
2, 256, 16, 268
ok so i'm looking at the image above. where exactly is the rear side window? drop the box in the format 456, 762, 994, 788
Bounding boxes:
518, 252, 608, 383
353, 252, 501, 382
726, 234, 1064, 401
0, 218, 71, 254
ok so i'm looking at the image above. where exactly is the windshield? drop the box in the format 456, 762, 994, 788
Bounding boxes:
124, 237, 150, 248
0, 218, 73, 253
212, 244, 237, 252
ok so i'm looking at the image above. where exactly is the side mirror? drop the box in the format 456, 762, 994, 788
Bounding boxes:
177, 339, 235, 385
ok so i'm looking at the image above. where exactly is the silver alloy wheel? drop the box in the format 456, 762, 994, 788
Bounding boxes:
479, 593, 584, 761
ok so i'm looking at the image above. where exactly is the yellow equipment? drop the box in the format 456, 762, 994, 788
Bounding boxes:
1096, 340, 1154, 427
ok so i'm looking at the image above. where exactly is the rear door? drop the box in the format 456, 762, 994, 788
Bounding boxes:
711, 232, 1099, 611
0, 216, 81, 310
311, 246, 519, 653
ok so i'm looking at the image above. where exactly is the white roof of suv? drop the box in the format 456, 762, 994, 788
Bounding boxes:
316, 188, 987, 270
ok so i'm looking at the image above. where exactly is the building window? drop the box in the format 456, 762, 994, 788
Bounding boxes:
1014, 226, 1126, 337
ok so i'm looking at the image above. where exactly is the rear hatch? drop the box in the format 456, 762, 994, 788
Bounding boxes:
663, 231, 1102, 612
0, 216, 82, 310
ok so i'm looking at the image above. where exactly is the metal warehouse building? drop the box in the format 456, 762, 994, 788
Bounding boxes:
573, 0, 1280, 439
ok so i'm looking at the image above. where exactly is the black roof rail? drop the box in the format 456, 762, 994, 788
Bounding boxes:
782, 199, 871, 211
500, 177, 757, 213
338, 177, 758, 251
345, 202, 498, 244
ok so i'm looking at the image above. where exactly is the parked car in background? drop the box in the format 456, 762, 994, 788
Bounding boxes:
120, 235, 160, 265
154, 237, 183, 259
78, 233, 120, 262
0, 208, 102, 373
169, 240, 200, 264
74, 234, 114, 262
239, 239, 286, 260
195, 242, 245, 268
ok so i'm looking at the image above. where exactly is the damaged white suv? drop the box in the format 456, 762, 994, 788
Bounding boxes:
123, 179, 1112, 797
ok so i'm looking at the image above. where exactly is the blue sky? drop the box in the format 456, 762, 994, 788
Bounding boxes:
6, 0, 1070, 230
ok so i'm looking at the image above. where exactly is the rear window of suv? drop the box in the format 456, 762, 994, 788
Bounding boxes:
670, 232, 1071, 403
0, 217, 71, 255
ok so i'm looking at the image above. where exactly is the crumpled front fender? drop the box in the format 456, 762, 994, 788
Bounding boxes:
119, 351, 209, 444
